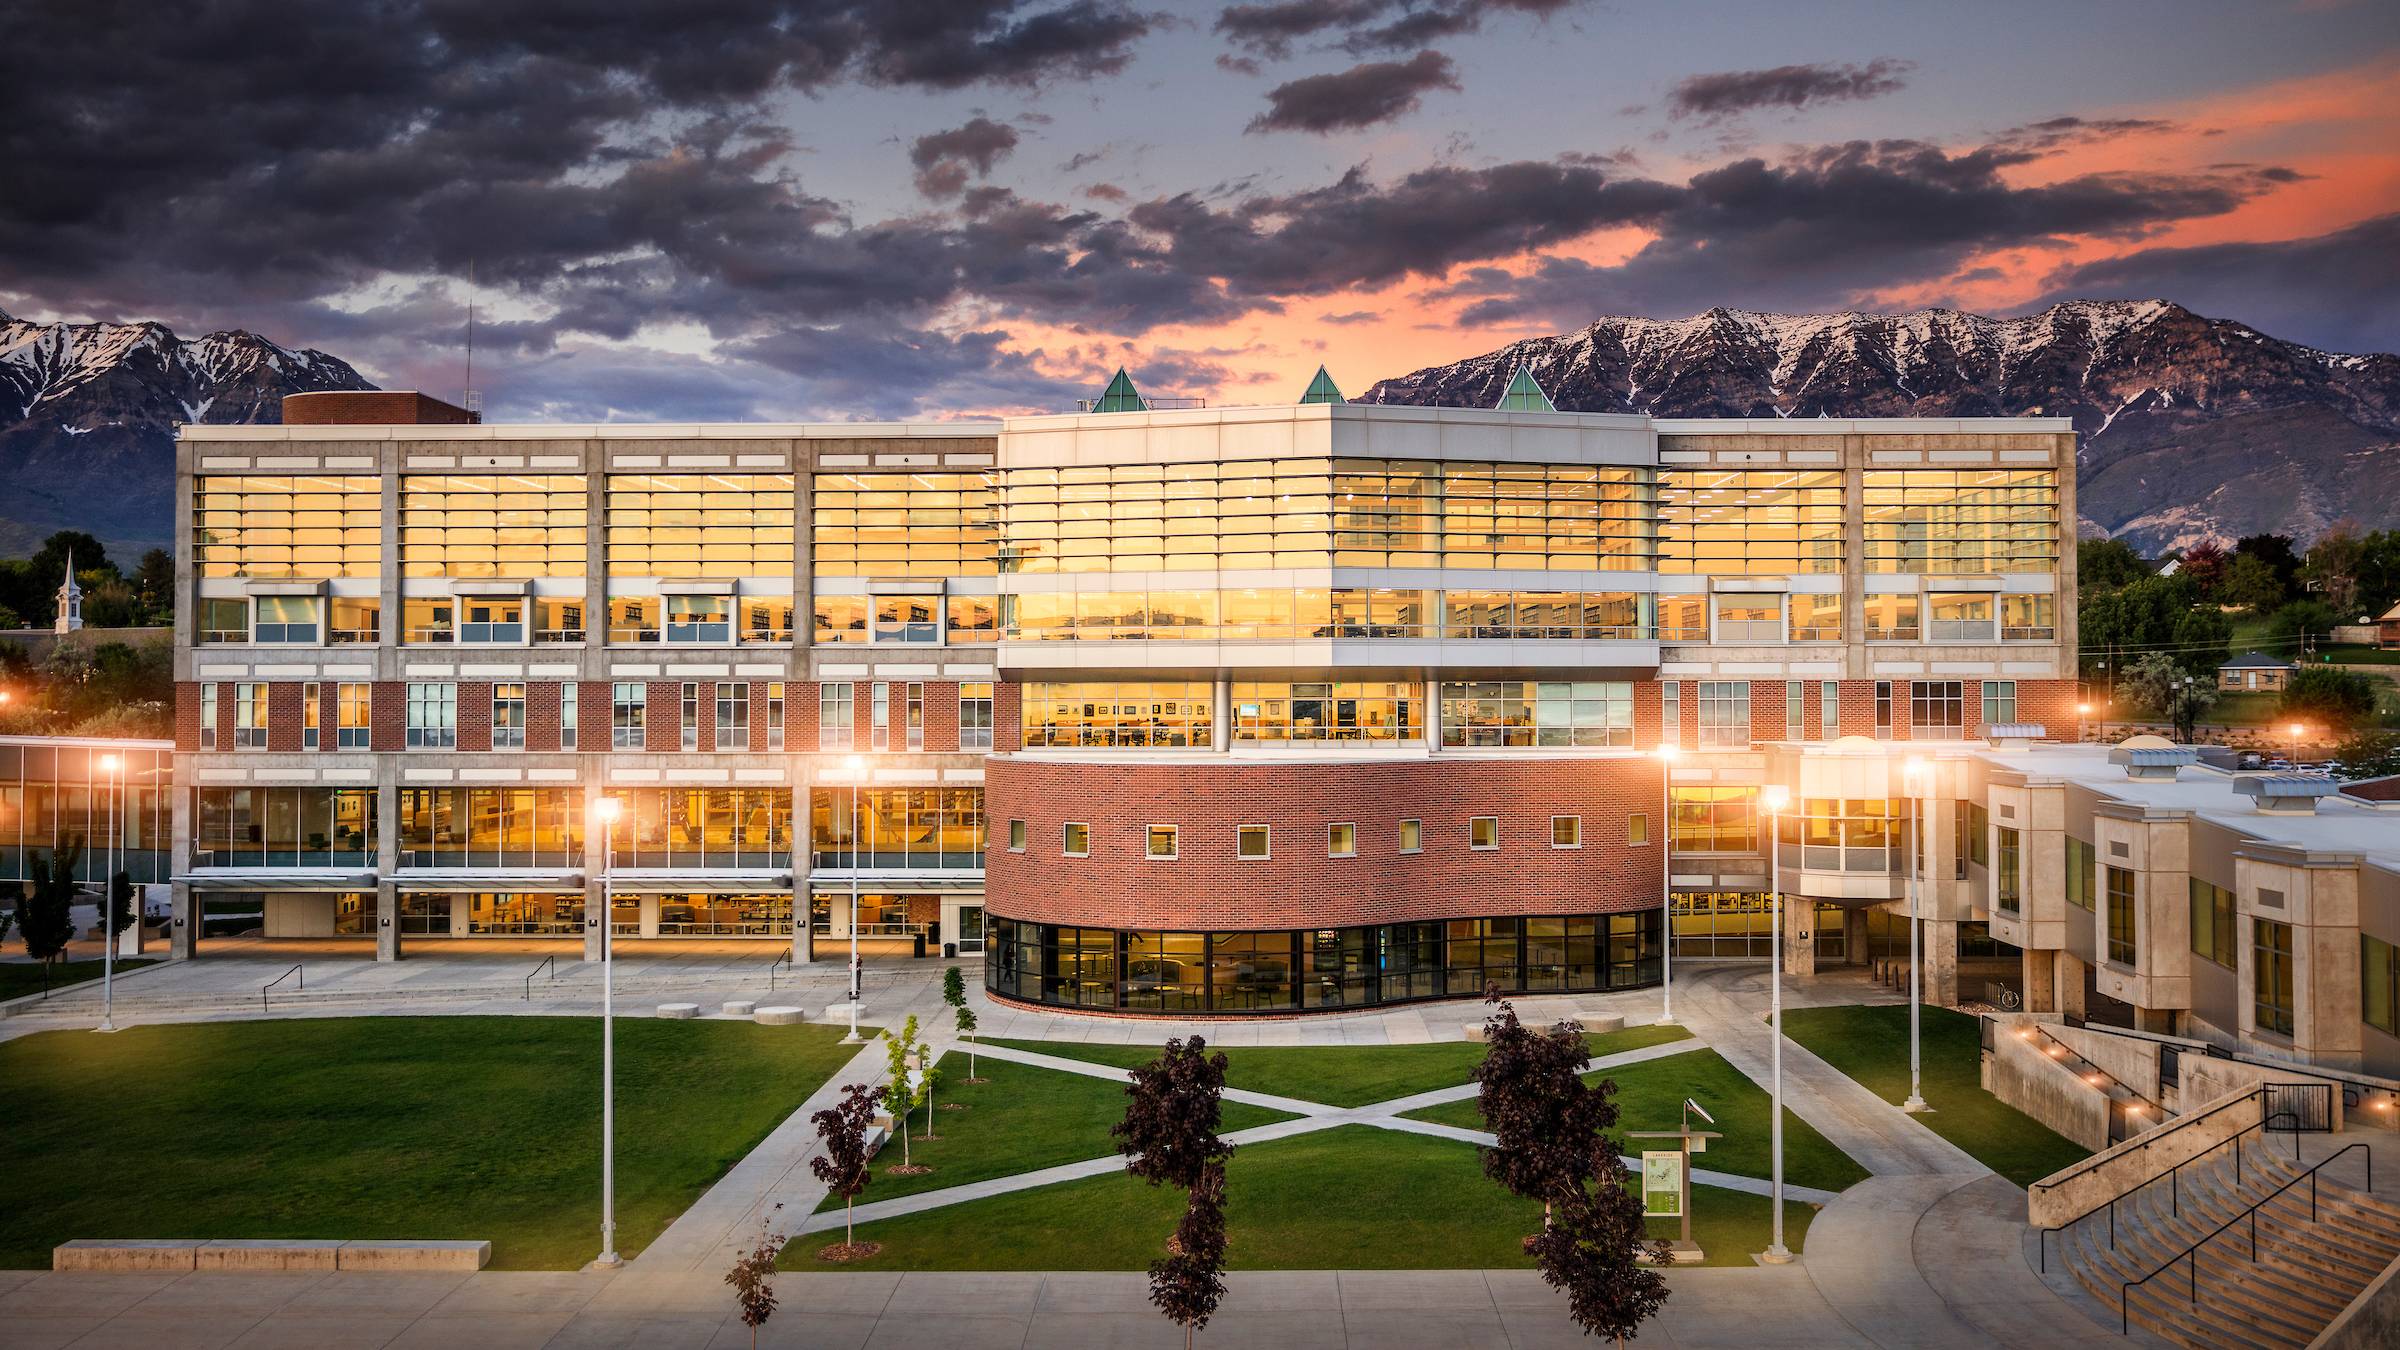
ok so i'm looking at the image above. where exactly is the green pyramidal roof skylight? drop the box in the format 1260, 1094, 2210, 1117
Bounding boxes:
1298, 365, 1346, 405
1093, 367, 1148, 413
1496, 365, 1555, 412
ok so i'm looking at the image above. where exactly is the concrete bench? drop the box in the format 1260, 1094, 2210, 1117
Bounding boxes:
195, 1240, 344, 1271
54, 1240, 204, 1272
1585, 1013, 1626, 1034
335, 1240, 490, 1272
754, 1005, 805, 1025
55, 1239, 490, 1273
656, 1002, 700, 1020
722, 999, 757, 1017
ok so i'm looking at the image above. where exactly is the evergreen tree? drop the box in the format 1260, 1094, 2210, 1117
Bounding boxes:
2282, 667, 2379, 732
107, 870, 137, 948
18, 841, 82, 963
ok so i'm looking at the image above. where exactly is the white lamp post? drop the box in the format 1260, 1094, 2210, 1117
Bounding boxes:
1657, 744, 1678, 1023
590, 794, 622, 1270
843, 753, 867, 1044
1901, 757, 1930, 1113
97, 752, 121, 1034
2287, 722, 2305, 767
1760, 782, 1794, 1264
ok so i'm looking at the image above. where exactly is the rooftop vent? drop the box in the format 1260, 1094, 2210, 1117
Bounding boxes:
2232, 775, 2341, 815
1986, 723, 2046, 748
2108, 737, 2196, 780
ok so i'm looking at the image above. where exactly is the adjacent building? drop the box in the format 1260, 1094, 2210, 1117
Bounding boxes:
168, 374, 2086, 1019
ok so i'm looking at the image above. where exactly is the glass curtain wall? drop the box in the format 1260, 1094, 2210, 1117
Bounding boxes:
809, 788, 985, 869
396, 788, 583, 867
0, 742, 174, 883
191, 788, 377, 867
612, 789, 793, 868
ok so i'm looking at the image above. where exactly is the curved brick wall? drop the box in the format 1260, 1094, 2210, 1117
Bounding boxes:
983, 753, 1667, 931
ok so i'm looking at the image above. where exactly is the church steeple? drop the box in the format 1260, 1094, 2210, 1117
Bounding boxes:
54, 549, 84, 634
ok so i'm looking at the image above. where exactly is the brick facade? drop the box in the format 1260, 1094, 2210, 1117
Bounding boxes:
527, 682, 563, 753
456, 681, 492, 752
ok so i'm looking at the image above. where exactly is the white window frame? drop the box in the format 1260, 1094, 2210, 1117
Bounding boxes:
1146, 825, 1178, 860
1008, 818, 1027, 852
1398, 818, 1421, 853
715, 681, 749, 751
302, 681, 321, 749
1237, 824, 1270, 860
560, 681, 579, 751
1551, 815, 1581, 849
405, 682, 457, 750
612, 682, 645, 749
1469, 816, 1499, 850
199, 683, 219, 749
337, 682, 372, 749
1328, 822, 1356, 858
1062, 821, 1090, 857
819, 682, 854, 751
491, 683, 526, 750
233, 682, 268, 749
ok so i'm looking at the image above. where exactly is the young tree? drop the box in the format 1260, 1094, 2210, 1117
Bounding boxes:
919, 1054, 944, 1139
1115, 1036, 1237, 1347
2303, 526, 2367, 615
808, 1082, 880, 1253
18, 842, 81, 963
1524, 1144, 1671, 1346
955, 1000, 982, 1082
723, 1205, 787, 1350
942, 963, 967, 1011
1473, 997, 1612, 1227
881, 1015, 929, 1168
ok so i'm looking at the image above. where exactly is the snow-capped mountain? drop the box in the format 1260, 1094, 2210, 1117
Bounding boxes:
1364, 301, 2400, 554
0, 308, 375, 556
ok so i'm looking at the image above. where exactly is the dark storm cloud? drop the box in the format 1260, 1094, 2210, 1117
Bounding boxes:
1245, 50, 1461, 133
911, 117, 1023, 197
1422, 141, 2290, 326
1214, 0, 1583, 60
2024, 213, 2400, 356
1665, 59, 1912, 121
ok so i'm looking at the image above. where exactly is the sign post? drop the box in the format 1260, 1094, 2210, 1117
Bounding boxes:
1629, 1098, 1719, 1264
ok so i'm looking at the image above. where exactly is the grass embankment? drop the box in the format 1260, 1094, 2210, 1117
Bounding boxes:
0, 958, 160, 1002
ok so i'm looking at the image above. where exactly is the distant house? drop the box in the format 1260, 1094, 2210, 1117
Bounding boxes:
2217, 650, 2296, 692
2380, 601, 2400, 651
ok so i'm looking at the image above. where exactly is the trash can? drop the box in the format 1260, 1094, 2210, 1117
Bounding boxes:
913, 932, 928, 958
943, 942, 957, 959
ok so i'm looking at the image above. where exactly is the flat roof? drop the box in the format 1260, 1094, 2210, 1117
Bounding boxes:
1979, 742, 2400, 868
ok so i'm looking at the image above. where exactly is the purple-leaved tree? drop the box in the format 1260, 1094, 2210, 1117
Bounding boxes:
1115, 1036, 1236, 1346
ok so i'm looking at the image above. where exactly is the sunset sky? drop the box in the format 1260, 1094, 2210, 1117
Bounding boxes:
5, 0, 2396, 421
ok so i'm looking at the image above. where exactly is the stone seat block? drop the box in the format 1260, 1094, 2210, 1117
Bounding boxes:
336, 1240, 490, 1271
195, 1240, 342, 1271
722, 1000, 757, 1017
657, 1002, 700, 1020
755, 1005, 805, 1025
53, 1240, 203, 1272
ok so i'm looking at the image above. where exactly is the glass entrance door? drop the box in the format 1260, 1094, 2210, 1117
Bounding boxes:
955, 904, 984, 954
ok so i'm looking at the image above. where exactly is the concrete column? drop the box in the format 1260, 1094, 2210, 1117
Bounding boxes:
640, 893, 661, 938
374, 772, 401, 962
1844, 907, 1868, 967
1424, 680, 1441, 751
1926, 918, 1960, 1006
790, 885, 813, 963
448, 894, 469, 938
1212, 678, 1231, 752
374, 878, 402, 961
2056, 951, 2088, 1019
1783, 895, 1817, 976
2023, 945, 2058, 1012
170, 882, 198, 960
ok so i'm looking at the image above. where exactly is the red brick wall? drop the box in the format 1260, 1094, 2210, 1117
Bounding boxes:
372, 682, 405, 752
923, 680, 958, 752
1748, 679, 1785, 744
217, 681, 239, 750
2010, 679, 2081, 741
1840, 680, 1883, 742
646, 680, 679, 752
791, 680, 821, 749
528, 682, 562, 753
581, 681, 613, 751
855, 681, 875, 749
985, 755, 1666, 930
265, 682, 306, 752
317, 682, 342, 752
994, 681, 1022, 749
456, 682, 492, 752
175, 682, 203, 751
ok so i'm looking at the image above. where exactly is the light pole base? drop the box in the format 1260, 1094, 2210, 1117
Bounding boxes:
96, 1021, 121, 1034
1758, 1245, 1796, 1265
589, 1253, 623, 1271
1902, 1095, 1930, 1113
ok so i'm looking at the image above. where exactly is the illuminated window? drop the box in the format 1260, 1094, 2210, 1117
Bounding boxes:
1670, 787, 1756, 853
330, 596, 381, 644
1550, 816, 1580, 848
1926, 593, 1995, 642
491, 684, 526, 750
1863, 594, 1920, 641
337, 683, 372, 749
818, 683, 853, 750
1468, 817, 1499, 850
406, 683, 456, 749
1711, 596, 1782, 642
1233, 682, 1419, 744
1238, 825, 1271, 858
2254, 917, 2293, 1035
2002, 594, 2057, 641
1022, 682, 1214, 748
193, 475, 380, 579
1788, 593, 1841, 641
1658, 470, 1843, 575
1697, 681, 1750, 747
2106, 866, 2137, 965
1148, 825, 1178, 859
606, 474, 794, 577
1398, 819, 1421, 852
715, 682, 748, 750
959, 683, 994, 750
401, 475, 586, 578
813, 471, 996, 577
1911, 681, 1966, 738
1329, 822, 1356, 857
612, 683, 645, 749
233, 683, 268, 748
1863, 470, 2058, 575
1063, 822, 1090, 856
1438, 681, 1633, 748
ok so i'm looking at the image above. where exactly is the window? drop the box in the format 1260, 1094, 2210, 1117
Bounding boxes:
1550, 816, 1580, 848
871, 682, 889, 750
560, 682, 578, 750
1398, 819, 1421, 853
1063, 822, 1090, 856
1863, 594, 1920, 642
606, 473, 795, 577
396, 787, 586, 867
1670, 787, 1757, 853
2254, 917, 2295, 1036
2366, 935, 2400, 1038
1697, 681, 1750, 748
1468, 816, 1499, 850
1008, 819, 1026, 851
1655, 595, 1706, 642
1863, 469, 2059, 575
1661, 681, 1681, 745
604, 596, 657, 644
905, 682, 924, 751
873, 595, 942, 643
613, 683, 646, 749
2190, 878, 2235, 969
329, 596, 380, 644
200, 684, 219, 749
812, 470, 995, 578
948, 595, 998, 643
763, 683, 783, 751
2066, 837, 2096, 910
193, 787, 379, 867
737, 597, 792, 644
1982, 680, 2017, 727
1629, 813, 1649, 846
401, 474, 586, 578
337, 683, 371, 749
1658, 470, 1844, 574
1821, 681, 1839, 739
1329, 823, 1356, 857
1021, 682, 1214, 748
680, 683, 701, 750
1147, 825, 1178, 859
1237, 825, 1270, 859
959, 682, 993, 750
1786, 682, 1805, 740
406, 683, 457, 749
2002, 594, 2057, 641
1911, 681, 1965, 739
1926, 593, 1995, 642
197, 597, 250, 644
1788, 593, 1841, 642
253, 595, 321, 643
1438, 681, 1631, 748
1711, 595, 1782, 642
1874, 680, 1894, 738
302, 681, 321, 749
233, 682, 268, 748
819, 682, 854, 750
664, 594, 731, 644
715, 682, 749, 750
492, 684, 526, 750
457, 597, 524, 644
192, 474, 380, 579
403, 598, 455, 644
1236, 681, 1421, 744
1995, 827, 2021, 914
535, 598, 585, 644
811, 595, 867, 644
2105, 865, 2137, 966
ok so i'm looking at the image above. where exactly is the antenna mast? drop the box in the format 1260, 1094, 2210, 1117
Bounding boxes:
463, 259, 480, 415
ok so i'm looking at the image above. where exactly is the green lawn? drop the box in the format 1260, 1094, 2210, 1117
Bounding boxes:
1779, 1004, 2087, 1187
986, 1023, 1692, 1109
1403, 1047, 1869, 1193
0, 1016, 865, 1268
2320, 645, 2400, 666
818, 1051, 1294, 1210
798, 1124, 1813, 1270
0, 958, 159, 1002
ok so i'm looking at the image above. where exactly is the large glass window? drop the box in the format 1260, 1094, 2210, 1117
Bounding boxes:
1926, 593, 1996, 643
1670, 787, 1758, 854
1658, 470, 1843, 575
2066, 837, 2096, 910
193, 475, 380, 579
252, 595, 320, 643
191, 788, 377, 867
610, 789, 793, 868
1233, 682, 1419, 744
606, 474, 794, 577
401, 475, 586, 577
2002, 594, 2058, 641
874, 595, 943, 643
2106, 866, 2138, 965
2365, 934, 2399, 1038
612, 682, 645, 749
1782, 799, 1898, 873
1995, 827, 2021, 913
1021, 682, 1214, 748
465, 892, 585, 936
2254, 917, 2294, 1036
406, 682, 457, 749
1911, 681, 1966, 738
397, 788, 583, 866
819, 682, 854, 750
1439, 681, 1633, 747
1697, 680, 1751, 747
1788, 593, 1841, 641
232, 682, 268, 748
1863, 594, 1921, 641
959, 682, 993, 750
1863, 470, 2059, 575
1447, 917, 1521, 993
1441, 590, 1641, 640
809, 787, 983, 869
492, 683, 526, 750
1711, 596, 1782, 642
813, 471, 996, 577
2191, 878, 2236, 969
337, 683, 371, 749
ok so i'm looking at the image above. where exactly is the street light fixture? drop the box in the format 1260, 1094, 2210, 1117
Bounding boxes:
1655, 744, 1678, 1024
1900, 757, 1930, 1113
589, 794, 623, 1270
2287, 722, 2306, 767
97, 752, 122, 1034
843, 753, 868, 1044
1758, 782, 1794, 1264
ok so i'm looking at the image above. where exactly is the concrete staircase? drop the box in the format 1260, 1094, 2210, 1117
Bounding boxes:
2056, 1147, 2400, 1348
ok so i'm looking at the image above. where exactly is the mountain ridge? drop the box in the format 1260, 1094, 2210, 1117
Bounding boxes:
1363, 299, 2400, 553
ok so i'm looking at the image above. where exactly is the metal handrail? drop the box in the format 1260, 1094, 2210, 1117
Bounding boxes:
260, 963, 302, 1012
2036, 1088, 2296, 1272
767, 950, 793, 990
524, 955, 556, 1001
2034, 1086, 2274, 1194
2118, 1142, 2374, 1334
